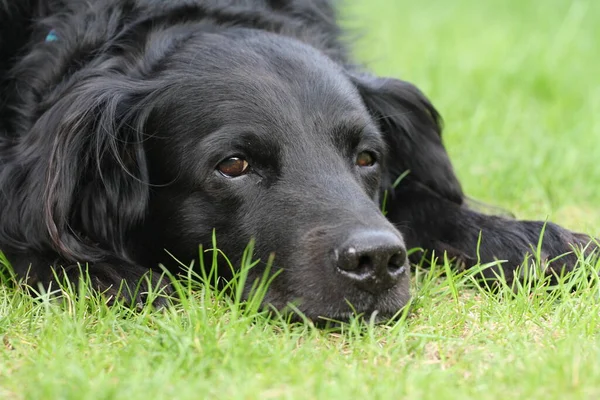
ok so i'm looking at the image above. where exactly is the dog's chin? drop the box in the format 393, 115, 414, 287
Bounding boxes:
261, 279, 411, 325
304, 305, 406, 328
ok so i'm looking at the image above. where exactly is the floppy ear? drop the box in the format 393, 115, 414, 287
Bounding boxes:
18, 76, 153, 262
350, 73, 464, 204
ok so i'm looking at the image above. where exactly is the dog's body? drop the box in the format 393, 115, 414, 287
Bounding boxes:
0, 0, 595, 321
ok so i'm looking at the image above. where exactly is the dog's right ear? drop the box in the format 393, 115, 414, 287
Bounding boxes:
349, 72, 464, 204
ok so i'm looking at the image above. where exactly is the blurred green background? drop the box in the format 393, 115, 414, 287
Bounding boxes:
347, 0, 600, 234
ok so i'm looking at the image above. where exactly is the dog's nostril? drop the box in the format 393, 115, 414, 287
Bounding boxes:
387, 251, 407, 273
357, 255, 373, 271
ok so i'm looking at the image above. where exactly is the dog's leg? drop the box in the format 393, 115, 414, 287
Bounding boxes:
384, 182, 598, 283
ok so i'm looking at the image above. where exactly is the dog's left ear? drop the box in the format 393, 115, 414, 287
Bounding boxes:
23, 76, 153, 263
350, 72, 464, 204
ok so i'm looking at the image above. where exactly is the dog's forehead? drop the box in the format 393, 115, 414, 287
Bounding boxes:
169, 31, 374, 136
216, 66, 366, 135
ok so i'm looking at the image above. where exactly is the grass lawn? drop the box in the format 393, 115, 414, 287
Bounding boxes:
2, 0, 600, 398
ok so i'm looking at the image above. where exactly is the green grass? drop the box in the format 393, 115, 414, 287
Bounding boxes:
2, 0, 600, 398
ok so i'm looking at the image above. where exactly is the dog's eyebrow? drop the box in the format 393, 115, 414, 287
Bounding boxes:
198, 126, 281, 160
330, 120, 384, 151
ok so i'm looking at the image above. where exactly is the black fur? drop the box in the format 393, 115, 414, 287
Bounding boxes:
0, 0, 596, 321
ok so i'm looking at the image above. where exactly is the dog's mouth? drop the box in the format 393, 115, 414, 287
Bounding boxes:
286, 299, 408, 326
314, 310, 401, 326
259, 279, 411, 325
313, 303, 404, 325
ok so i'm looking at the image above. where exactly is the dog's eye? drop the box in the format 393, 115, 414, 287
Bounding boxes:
217, 157, 249, 177
356, 151, 376, 167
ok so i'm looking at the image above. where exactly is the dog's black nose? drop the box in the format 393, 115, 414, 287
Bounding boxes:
335, 230, 407, 293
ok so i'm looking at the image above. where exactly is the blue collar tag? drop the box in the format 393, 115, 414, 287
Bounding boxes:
45, 30, 59, 42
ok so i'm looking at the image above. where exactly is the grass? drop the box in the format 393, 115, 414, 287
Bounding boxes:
2, 0, 600, 398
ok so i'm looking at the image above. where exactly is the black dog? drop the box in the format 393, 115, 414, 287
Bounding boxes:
0, 0, 595, 321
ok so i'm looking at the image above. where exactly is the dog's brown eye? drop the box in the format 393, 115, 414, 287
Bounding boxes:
217, 157, 249, 177
356, 151, 376, 167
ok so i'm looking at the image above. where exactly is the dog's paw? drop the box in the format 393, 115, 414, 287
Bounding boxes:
476, 220, 598, 283
418, 219, 598, 284
535, 226, 598, 274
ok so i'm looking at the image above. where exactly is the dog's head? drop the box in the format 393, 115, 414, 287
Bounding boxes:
31, 24, 445, 321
